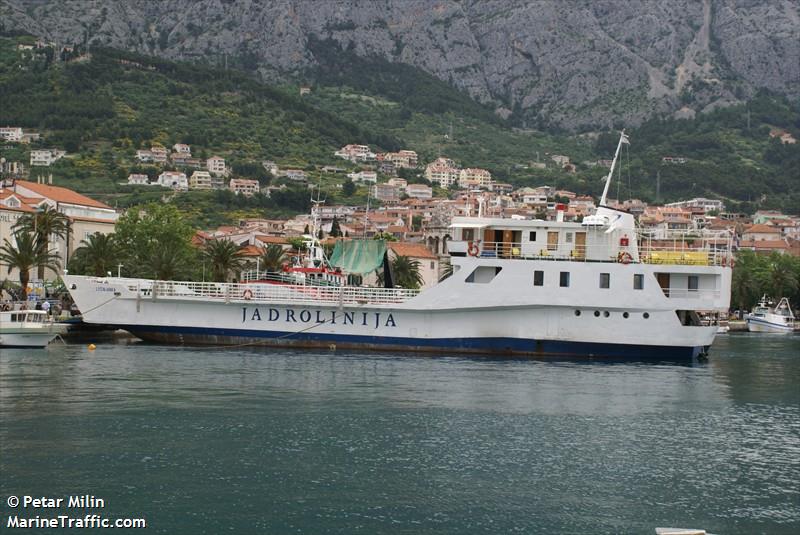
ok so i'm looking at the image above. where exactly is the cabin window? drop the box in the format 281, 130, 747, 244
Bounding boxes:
533, 270, 544, 286
565, 232, 573, 243
547, 231, 559, 251
529, 231, 537, 242
633, 274, 644, 290
465, 266, 502, 284
430, 261, 435, 270
688, 276, 699, 292
462, 228, 475, 241
599, 273, 610, 289
559, 271, 570, 287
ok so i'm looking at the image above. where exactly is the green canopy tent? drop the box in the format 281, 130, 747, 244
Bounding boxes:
329, 239, 394, 287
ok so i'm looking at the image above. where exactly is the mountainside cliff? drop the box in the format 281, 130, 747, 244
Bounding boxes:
1, 0, 798, 130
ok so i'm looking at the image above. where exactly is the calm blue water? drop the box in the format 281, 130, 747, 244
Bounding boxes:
1, 334, 798, 534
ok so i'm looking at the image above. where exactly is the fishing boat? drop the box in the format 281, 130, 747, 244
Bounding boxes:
0, 309, 67, 348
745, 296, 795, 333
63, 133, 733, 359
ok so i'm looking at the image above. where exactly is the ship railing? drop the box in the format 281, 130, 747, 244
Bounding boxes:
637, 228, 734, 267
146, 280, 419, 305
454, 229, 734, 266
659, 288, 722, 299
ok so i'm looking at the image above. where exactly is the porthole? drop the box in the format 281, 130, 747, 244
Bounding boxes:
643, 312, 650, 319
603, 311, 610, 318
623, 312, 629, 319
594, 310, 600, 317
574, 310, 581, 316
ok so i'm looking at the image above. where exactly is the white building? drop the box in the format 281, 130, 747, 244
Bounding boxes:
230, 178, 260, 196
383, 150, 418, 169
127, 173, 150, 185
150, 146, 168, 163
665, 197, 725, 214
136, 149, 154, 163
347, 170, 377, 184
173, 143, 191, 155
424, 158, 460, 188
283, 169, 308, 183
157, 171, 188, 191
334, 144, 376, 163
189, 171, 214, 190
458, 168, 492, 189
0, 127, 23, 142
30, 149, 66, 167
406, 184, 433, 199
207, 156, 227, 176
372, 183, 400, 203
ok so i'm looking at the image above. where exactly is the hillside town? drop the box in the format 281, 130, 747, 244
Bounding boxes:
2, 159, 799, 290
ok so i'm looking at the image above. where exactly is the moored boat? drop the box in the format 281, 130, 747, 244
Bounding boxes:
0, 309, 68, 348
63, 133, 734, 360
745, 296, 795, 334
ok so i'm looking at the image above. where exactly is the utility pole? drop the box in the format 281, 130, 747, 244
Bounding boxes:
655, 170, 661, 203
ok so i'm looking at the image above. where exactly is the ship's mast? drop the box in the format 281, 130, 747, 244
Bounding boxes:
599, 131, 629, 207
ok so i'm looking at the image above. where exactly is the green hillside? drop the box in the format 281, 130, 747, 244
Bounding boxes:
1, 34, 798, 227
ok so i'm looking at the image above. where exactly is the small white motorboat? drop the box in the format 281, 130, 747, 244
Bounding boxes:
745, 296, 795, 334
0, 309, 67, 348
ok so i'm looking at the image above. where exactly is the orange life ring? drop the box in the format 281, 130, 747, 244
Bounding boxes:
618, 252, 633, 265
242, 288, 253, 300
467, 243, 480, 257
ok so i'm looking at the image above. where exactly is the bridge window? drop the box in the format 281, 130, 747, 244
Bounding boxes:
465, 266, 502, 284
688, 276, 699, 292
559, 271, 570, 287
599, 273, 610, 289
529, 231, 537, 242
633, 274, 644, 290
533, 270, 544, 286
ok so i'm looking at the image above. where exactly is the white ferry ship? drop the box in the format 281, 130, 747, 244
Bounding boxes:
64, 134, 733, 359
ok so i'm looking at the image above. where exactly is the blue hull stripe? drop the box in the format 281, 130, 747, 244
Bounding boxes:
115, 323, 707, 360
746, 317, 793, 331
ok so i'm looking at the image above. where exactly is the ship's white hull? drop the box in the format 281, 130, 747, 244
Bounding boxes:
64, 262, 729, 359
0, 328, 63, 348
745, 316, 794, 334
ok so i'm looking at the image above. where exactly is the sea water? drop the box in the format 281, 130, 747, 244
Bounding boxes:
1, 334, 798, 534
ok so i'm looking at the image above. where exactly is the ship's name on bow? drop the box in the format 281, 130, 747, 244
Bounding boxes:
242, 307, 396, 329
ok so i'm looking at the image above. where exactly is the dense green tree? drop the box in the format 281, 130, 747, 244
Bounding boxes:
202, 239, 247, 282
342, 180, 356, 196
0, 231, 61, 298
114, 203, 195, 279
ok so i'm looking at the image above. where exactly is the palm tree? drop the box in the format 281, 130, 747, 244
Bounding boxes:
258, 244, 287, 272
391, 255, 424, 289
0, 231, 61, 299
149, 245, 183, 281
72, 233, 119, 277
202, 239, 246, 282
13, 205, 70, 280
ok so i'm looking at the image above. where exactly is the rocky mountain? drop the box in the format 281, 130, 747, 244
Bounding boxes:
1, 0, 798, 130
